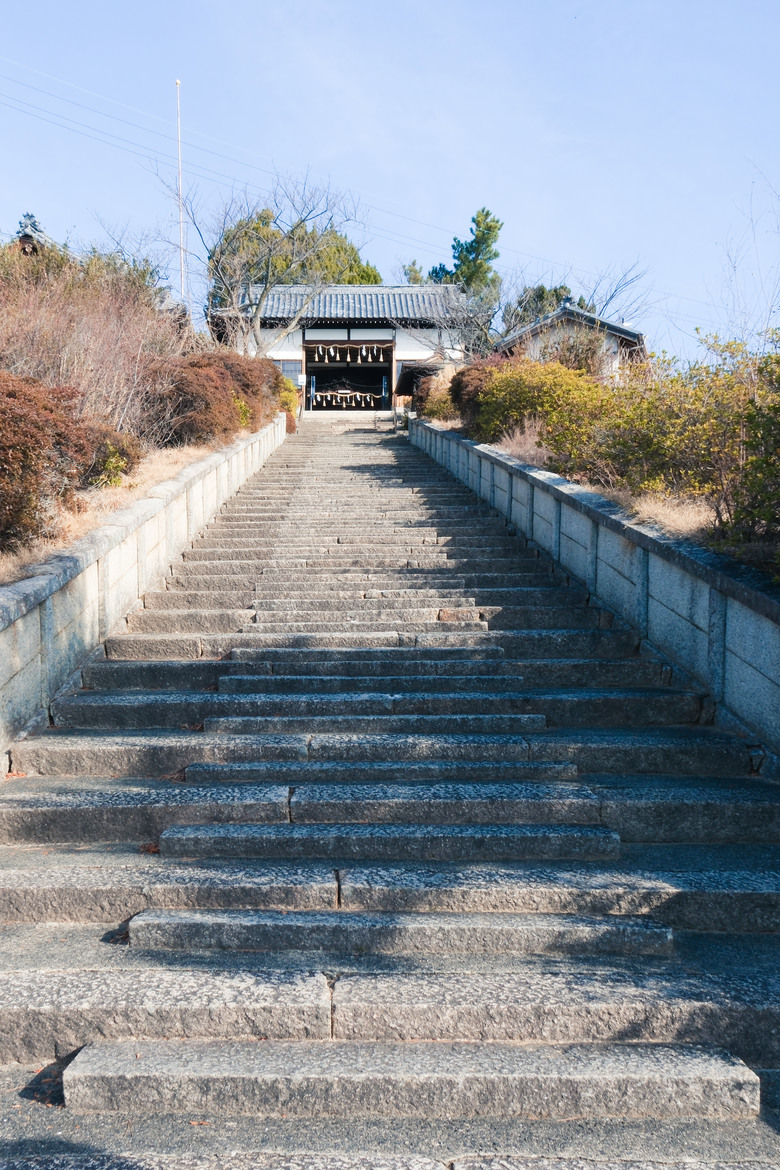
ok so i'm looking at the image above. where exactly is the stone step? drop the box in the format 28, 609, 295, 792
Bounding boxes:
338, 858, 780, 930
0, 782, 288, 843
83, 658, 670, 691
0, 858, 338, 921
184, 760, 579, 784
105, 630, 532, 659
181, 555, 542, 571
0, 780, 602, 844
126, 610, 251, 635
12, 727, 754, 778
119, 628, 642, 661
158, 822, 620, 863
51, 689, 698, 732
524, 728, 759, 775
125, 612, 489, 636
202, 714, 548, 736
2, 851, 780, 930
62, 1038, 760, 1119
194, 537, 522, 550
0, 968, 330, 1062
250, 588, 580, 605
230, 645, 506, 662
129, 908, 673, 957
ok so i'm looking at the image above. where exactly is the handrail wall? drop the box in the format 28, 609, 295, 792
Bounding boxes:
410, 417, 780, 756
0, 414, 287, 761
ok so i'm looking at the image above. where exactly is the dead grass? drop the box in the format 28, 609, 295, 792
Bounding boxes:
0, 442, 218, 586
599, 489, 716, 542
495, 427, 716, 543
496, 421, 555, 467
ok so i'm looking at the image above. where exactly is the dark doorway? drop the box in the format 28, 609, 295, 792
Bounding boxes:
305, 344, 392, 410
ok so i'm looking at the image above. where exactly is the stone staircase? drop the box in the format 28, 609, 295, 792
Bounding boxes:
2, 411, 780, 1167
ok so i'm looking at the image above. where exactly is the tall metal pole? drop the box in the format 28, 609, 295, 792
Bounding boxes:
176, 79, 185, 304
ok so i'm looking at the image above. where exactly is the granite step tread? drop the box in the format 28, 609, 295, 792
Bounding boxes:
0, 967, 331, 1061
129, 907, 673, 956
51, 688, 699, 732
158, 822, 621, 863
62, 1038, 760, 1119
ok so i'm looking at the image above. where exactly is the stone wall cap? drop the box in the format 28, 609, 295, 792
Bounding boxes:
0, 424, 275, 633
413, 418, 780, 624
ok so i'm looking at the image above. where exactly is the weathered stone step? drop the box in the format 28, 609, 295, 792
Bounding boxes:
158, 822, 620, 863
125, 612, 489, 636
0, 782, 286, 842
194, 536, 522, 550
62, 1038, 759, 1119
230, 645, 506, 662
329, 967, 768, 1050
106, 628, 546, 659
52, 689, 698, 732
10, 731, 310, 777
3, 851, 780, 929
129, 907, 672, 957
182, 554, 542, 571
590, 774, 780, 842
83, 657, 669, 691
185, 759, 578, 785
102, 628, 639, 661
126, 610, 250, 635
0, 858, 338, 921
0, 780, 603, 844
247, 609, 604, 631
13, 727, 753, 778
219, 662, 670, 691
0, 968, 330, 1062
241, 621, 491, 635
202, 714, 547, 736
338, 859, 780, 930
524, 728, 758, 775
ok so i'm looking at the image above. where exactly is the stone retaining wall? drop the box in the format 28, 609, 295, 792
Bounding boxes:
0, 415, 287, 759
410, 418, 780, 755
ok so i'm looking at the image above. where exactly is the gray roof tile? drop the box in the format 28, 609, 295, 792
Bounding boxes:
248, 284, 466, 323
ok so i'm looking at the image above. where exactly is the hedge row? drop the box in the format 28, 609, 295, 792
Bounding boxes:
0, 352, 286, 550
0, 371, 141, 547
434, 349, 780, 547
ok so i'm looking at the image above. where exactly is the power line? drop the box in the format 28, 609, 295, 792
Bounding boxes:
0, 62, 755, 324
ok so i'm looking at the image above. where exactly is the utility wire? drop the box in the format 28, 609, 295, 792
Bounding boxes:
0, 60, 742, 324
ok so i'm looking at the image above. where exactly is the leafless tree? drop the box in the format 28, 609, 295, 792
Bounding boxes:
583, 260, 651, 324
169, 173, 369, 354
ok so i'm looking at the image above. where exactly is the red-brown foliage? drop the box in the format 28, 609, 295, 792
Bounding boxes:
0, 371, 140, 548
448, 357, 509, 430
149, 352, 284, 445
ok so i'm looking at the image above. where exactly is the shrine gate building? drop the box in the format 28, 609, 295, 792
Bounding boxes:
246, 285, 467, 411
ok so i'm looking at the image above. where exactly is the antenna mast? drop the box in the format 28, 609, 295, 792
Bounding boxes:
176, 79, 185, 304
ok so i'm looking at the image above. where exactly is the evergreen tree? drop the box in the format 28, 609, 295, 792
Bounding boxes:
424, 208, 503, 299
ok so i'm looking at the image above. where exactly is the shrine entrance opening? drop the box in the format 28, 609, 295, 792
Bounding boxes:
305, 340, 392, 410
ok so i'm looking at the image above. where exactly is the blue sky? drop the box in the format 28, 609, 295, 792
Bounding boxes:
2, 0, 778, 356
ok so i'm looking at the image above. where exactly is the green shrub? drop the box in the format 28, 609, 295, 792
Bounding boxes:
421, 384, 459, 421
474, 360, 609, 448
278, 386, 299, 415
728, 397, 780, 540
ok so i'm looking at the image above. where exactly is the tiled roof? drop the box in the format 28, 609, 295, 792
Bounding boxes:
497, 303, 646, 351
247, 284, 466, 323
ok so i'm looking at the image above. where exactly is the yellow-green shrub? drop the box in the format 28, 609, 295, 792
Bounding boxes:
421, 385, 459, 421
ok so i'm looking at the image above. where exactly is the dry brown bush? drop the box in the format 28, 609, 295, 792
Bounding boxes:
0, 242, 187, 439
148, 352, 284, 444
496, 418, 555, 467
0, 370, 142, 549
0, 442, 217, 585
